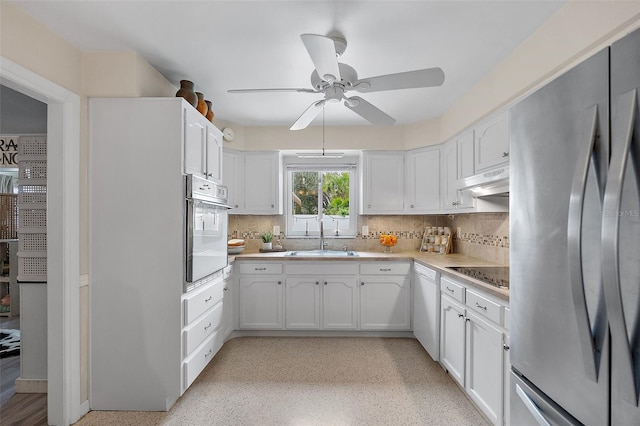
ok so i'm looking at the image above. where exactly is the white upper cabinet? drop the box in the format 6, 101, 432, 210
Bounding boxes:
457, 130, 475, 179
184, 107, 223, 183
442, 140, 475, 211
362, 151, 405, 214
222, 149, 282, 215
405, 147, 441, 213
474, 110, 510, 172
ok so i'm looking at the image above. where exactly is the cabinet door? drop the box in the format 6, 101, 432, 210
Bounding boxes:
205, 125, 223, 183
413, 267, 440, 361
442, 140, 459, 209
360, 276, 411, 330
474, 111, 509, 172
222, 277, 234, 339
440, 294, 466, 386
362, 152, 404, 214
458, 131, 475, 179
465, 310, 504, 425
285, 277, 321, 329
184, 107, 206, 177
239, 276, 283, 329
405, 148, 440, 213
323, 277, 358, 330
243, 152, 280, 214
223, 150, 241, 210
503, 333, 511, 426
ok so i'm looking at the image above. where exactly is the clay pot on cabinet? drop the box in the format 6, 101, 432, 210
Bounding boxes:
196, 92, 208, 116
205, 101, 214, 122
175, 80, 198, 107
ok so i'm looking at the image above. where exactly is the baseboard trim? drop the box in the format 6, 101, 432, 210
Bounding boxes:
15, 378, 48, 393
226, 330, 416, 339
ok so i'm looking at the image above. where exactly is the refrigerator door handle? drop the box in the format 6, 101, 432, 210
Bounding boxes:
567, 104, 604, 381
516, 383, 552, 426
602, 88, 639, 406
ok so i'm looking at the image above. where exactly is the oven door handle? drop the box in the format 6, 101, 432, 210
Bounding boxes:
185, 198, 194, 283
191, 198, 233, 210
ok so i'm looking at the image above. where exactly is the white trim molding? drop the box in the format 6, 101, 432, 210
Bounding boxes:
0, 57, 83, 425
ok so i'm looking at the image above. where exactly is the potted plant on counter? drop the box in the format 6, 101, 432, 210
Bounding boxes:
260, 231, 274, 250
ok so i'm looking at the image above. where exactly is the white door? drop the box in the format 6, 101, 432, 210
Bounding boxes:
322, 277, 358, 330
442, 140, 459, 210
440, 294, 465, 386
205, 125, 223, 183
359, 276, 411, 330
239, 277, 283, 329
406, 148, 440, 213
244, 152, 279, 214
465, 310, 504, 425
222, 150, 241, 210
285, 277, 321, 329
474, 111, 509, 172
363, 152, 404, 213
184, 107, 206, 177
458, 131, 475, 179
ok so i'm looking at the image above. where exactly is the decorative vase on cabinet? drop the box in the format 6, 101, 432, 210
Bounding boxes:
205, 100, 214, 122
175, 80, 198, 107
196, 92, 208, 116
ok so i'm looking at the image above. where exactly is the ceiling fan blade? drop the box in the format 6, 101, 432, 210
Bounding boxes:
353, 67, 445, 93
290, 100, 326, 131
228, 88, 318, 94
300, 34, 341, 83
343, 96, 395, 126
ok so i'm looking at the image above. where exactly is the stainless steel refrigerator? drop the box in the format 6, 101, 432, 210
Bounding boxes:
510, 27, 640, 425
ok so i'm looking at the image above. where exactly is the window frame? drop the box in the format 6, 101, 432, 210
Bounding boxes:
283, 155, 359, 239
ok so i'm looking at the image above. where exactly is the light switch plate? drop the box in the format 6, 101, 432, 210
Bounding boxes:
273, 225, 280, 235
362, 226, 369, 236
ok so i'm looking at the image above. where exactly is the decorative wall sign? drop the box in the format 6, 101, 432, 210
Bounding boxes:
0, 136, 19, 167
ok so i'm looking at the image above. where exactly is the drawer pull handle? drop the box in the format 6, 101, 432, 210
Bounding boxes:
255, 267, 267, 271
205, 296, 212, 303
475, 302, 487, 310
204, 348, 213, 359
380, 268, 392, 272
204, 322, 212, 331
446, 286, 455, 293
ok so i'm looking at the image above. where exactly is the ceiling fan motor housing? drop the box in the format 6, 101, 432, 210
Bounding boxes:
311, 63, 359, 90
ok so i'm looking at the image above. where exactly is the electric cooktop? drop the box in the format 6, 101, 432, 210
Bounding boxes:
446, 266, 510, 289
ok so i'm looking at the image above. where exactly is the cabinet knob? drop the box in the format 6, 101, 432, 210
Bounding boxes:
270, 204, 274, 208
315, 281, 319, 285
324, 282, 327, 286
457, 313, 464, 318
223, 287, 228, 291
234, 204, 239, 208
361, 282, 365, 286
502, 152, 509, 157
503, 344, 510, 351
368, 204, 371, 208
465, 317, 471, 322
410, 204, 414, 208
277, 281, 281, 285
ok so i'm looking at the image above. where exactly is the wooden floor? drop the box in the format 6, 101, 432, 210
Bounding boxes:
0, 393, 47, 425
0, 315, 47, 425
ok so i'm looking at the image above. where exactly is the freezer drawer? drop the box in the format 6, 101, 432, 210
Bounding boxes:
510, 371, 579, 426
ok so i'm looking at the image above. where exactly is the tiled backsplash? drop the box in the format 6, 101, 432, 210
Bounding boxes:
229, 212, 509, 264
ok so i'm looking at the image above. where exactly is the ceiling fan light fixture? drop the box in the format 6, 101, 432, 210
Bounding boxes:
296, 152, 344, 159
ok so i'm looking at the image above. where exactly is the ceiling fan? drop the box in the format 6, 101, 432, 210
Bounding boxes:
228, 33, 445, 130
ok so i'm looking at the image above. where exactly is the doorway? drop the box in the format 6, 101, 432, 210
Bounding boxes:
0, 57, 82, 425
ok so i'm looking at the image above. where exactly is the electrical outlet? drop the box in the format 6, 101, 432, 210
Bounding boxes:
273, 225, 280, 236
457, 227, 462, 236
362, 225, 369, 236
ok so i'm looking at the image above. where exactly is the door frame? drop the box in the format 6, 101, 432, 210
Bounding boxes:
0, 57, 83, 425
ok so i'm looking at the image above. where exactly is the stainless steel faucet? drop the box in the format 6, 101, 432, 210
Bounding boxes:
320, 220, 328, 250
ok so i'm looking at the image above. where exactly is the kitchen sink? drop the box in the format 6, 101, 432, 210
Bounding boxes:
285, 250, 359, 257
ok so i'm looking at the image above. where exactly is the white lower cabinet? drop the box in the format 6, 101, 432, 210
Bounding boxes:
439, 276, 510, 425
440, 294, 466, 386
360, 275, 411, 330
222, 265, 236, 339
323, 277, 358, 329
285, 275, 359, 330
239, 276, 284, 329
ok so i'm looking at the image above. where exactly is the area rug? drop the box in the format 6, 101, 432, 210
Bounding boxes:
0, 329, 20, 358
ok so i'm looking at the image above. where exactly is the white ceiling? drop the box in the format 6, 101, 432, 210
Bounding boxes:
12, 0, 565, 128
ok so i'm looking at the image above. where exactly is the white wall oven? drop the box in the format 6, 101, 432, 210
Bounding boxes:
185, 174, 230, 292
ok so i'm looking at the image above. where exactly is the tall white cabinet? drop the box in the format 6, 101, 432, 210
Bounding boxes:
89, 98, 225, 411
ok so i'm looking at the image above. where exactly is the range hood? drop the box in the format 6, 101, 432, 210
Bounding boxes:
459, 165, 509, 198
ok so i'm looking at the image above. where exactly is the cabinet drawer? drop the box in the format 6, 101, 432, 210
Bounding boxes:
238, 263, 283, 275
183, 301, 223, 357
360, 262, 411, 275
184, 276, 225, 325
414, 263, 437, 281
287, 263, 358, 275
183, 330, 223, 390
466, 289, 502, 325
441, 276, 465, 303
